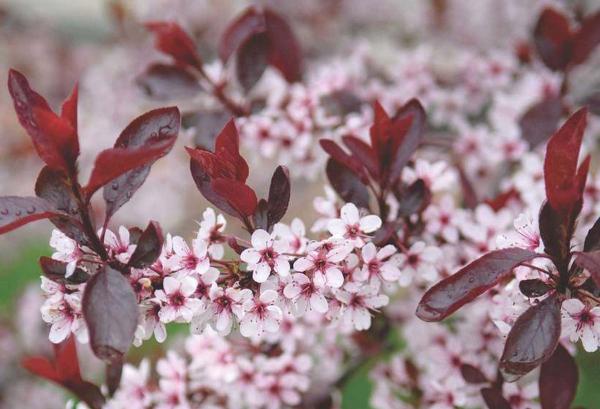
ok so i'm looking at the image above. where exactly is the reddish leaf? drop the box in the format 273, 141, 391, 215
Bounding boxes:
460, 364, 488, 384
267, 165, 290, 228
533, 8, 572, 71
183, 110, 230, 150
416, 248, 539, 322
128, 221, 163, 268
320, 90, 363, 117
543, 108, 588, 212
457, 164, 478, 209
574, 251, 600, 287
189, 159, 237, 216
264, 8, 302, 82
485, 188, 520, 211
106, 359, 124, 396
53, 336, 81, 381
61, 84, 78, 132
519, 279, 552, 298
519, 96, 563, 148
481, 387, 511, 409
137, 63, 202, 100
211, 178, 258, 217
82, 267, 138, 362
253, 198, 269, 231
389, 99, 426, 183
236, 32, 269, 92
320, 139, 368, 183
22, 356, 60, 382
396, 179, 431, 217
539, 201, 577, 271
145, 21, 202, 69
213, 119, 249, 182
499, 294, 561, 381
40, 256, 89, 284
571, 11, 600, 66
102, 107, 181, 219
8, 69, 78, 171
0, 196, 57, 234
342, 135, 379, 179
325, 158, 370, 209
539, 344, 578, 409
219, 6, 266, 62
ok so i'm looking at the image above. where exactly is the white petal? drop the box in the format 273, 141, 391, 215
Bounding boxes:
293, 257, 313, 272
251, 229, 271, 249
377, 245, 397, 260
310, 293, 329, 313
341, 203, 359, 223
562, 299, 585, 315
260, 289, 278, 304
239, 317, 257, 337
284, 283, 301, 299
180, 277, 198, 296
49, 319, 71, 343
172, 236, 190, 256
241, 248, 261, 264
163, 276, 179, 294
253, 263, 272, 283
354, 308, 372, 330
326, 267, 344, 288
327, 219, 347, 236
361, 243, 377, 262
274, 257, 290, 276
359, 215, 382, 233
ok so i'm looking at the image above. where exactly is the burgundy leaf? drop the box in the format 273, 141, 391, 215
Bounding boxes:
145, 21, 202, 69
500, 294, 561, 381
189, 159, 237, 216
211, 178, 258, 217
325, 158, 370, 209
264, 8, 302, 82
533, 8, 572, 71
570, 11, 600, 66
213, 119, 249, 182
584, 216, 600, 252
519, 279, 552, 298
183, 111, 230, 150
61, 84, 79, 133
103, 107, 180, 218
137, 63, 202, 100
544, 108, 588, 212
0, 196, 58, 234
539, 200, 578, 271
128, 221, 163, 268
106, 359, 124, 396
457, 164, 478, 209
236, 32, 269, 91
8, 69, 78, 171
253, 198, 269, 231
389, 98, 426, 183
574, 251, 600, 287
82, 267, 138, 362
219, 6, 266, 62
416, 248, 539, 322
40, 256, 89, 284
267, 165, 290, 228
481, 387, 511, 409
460, 364, 488, 384
582, 91, 600, 115
396, 179, 431, 217
320, 139, 368, 183
484, 188, 520, 212
320, 90, 363, 117
342, 135, 379, 179
539, 343, 578, 409
519, 96, 563, 148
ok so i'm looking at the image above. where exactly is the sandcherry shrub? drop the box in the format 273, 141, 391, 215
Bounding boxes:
2, 3, 600, 409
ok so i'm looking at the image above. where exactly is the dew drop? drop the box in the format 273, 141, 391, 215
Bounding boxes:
468, 277, 475, 284
15, 210, 22, 216
126, 191, 133, 199
0, 208, 8, 216
27, 206, 36, 214
111, 182, 119, 190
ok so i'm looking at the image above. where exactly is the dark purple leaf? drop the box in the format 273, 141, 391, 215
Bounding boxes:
183, 111, 230, 150
519, 279, 552, 298
325, 159, 370, 209
0, 196, 58, 234
267, 165, 290, 228
582, 91, 600, 115
570, 11, 600, 66
128, 221, 163, 268
219, 6, 265, 62
519, 96, 563, 148
211, 178, 258, 217
396, 179, 430, 217
189, 159, 237, 216
320, 90, 363, 117
106, 359, 123, 397
481, 387, 511, 409
253, 198, 269, 231
145, 22, 203, 69
82, 267, 138, 362
236, 32, 269, 91
342, 135, 379, 179
40, 256, 89, 284
457, 164, 478, 209
460, 364, 488, 384
500, 294, 561, 381
584, 216, 600, 252
263, 8, 302, 82
539, 343, 578, 409
137, 63, 201, 100
539, 201, 577, 272
389, 99, 426, 183
416, 248, 539, 322
101, 107, 180, 216
320, 139, 368, 183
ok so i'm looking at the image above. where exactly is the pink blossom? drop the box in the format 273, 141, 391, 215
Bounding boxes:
155, 276, 201, 323
283, 273, 329, 314
562, 299, 600, 352
327, 203, 382, 247
240, 290, 283, 337
241, 229, 290, 283
336, 285, 388, 330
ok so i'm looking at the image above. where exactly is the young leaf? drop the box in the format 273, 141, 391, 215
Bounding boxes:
584, 216, 600, 252
320, 139, 368, 183
396, 179, 431, 217
519, 96, 563, 148
128, 221, 163, 268
145, 21, 203, 69
236, 32, 269, 91
219, 6, 266, 62
211, 178, 258, 217
416, 248, 539, 322
82, 267, 138, 362
480, 387, 511, 409
137, 63, 202, 100
342, 135, 379, 179
499, 294, 561, 381
543, 108, 588, 212
539, 344, 578, 409
267, 165, 290, 228
0, 196, 57, 234
263, 8, 302, 82
460, 364, 488, 384
189, 159, 237, 216
88, 107, 180, 201
533, 8, 572, 71
539, 201, 577, 271
388, 99, 425, 183
40, 257, 89, 284
8, 69, 78, 171
325, 159, 370, 209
